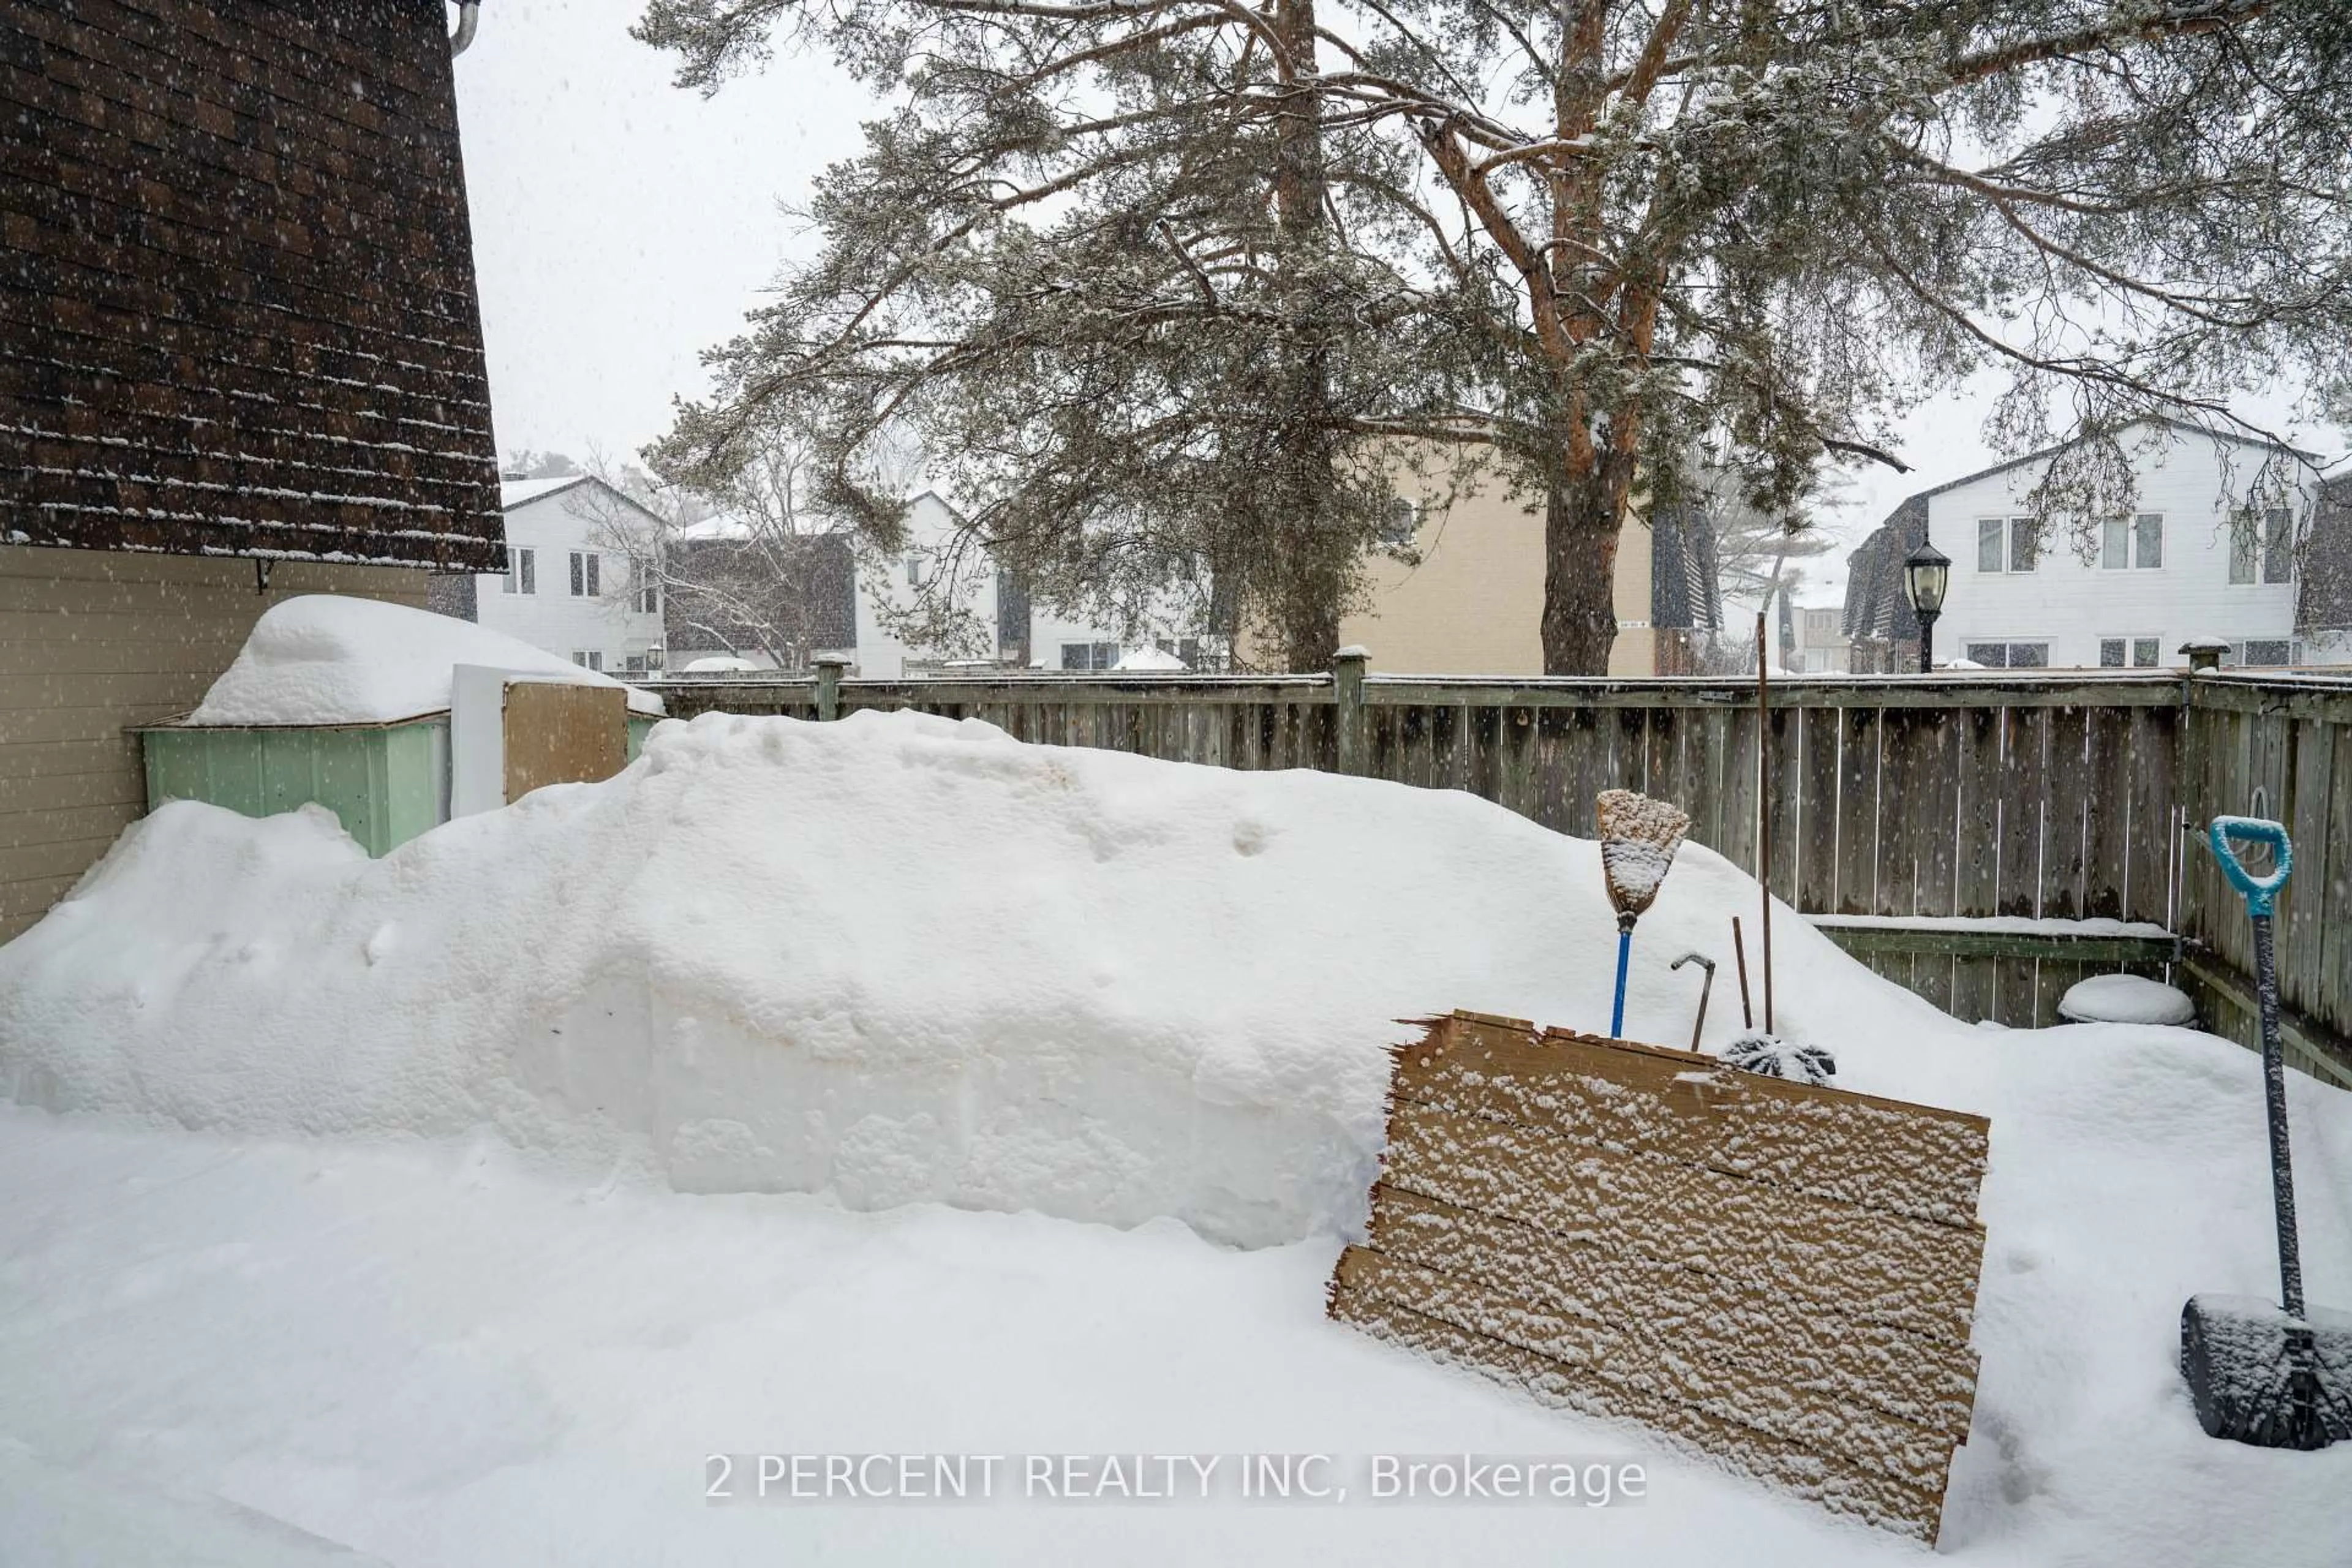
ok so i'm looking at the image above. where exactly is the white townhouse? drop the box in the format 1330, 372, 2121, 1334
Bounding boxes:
1849, 419, 2339, 671
854, 492, 1203, 677
436, 477, 669, 675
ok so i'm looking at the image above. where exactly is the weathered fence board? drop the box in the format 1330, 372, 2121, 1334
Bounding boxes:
650, 670, 2348, 1082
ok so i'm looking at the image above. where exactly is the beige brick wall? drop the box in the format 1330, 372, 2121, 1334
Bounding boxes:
0, 546, 429, 944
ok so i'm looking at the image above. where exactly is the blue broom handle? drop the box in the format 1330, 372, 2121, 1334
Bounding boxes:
1610, 925, 1632, 1039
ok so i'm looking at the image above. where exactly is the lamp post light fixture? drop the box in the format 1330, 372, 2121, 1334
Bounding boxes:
1902, 540, 1952, 673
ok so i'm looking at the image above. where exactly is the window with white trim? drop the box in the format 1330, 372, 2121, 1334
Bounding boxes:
2230, 516, 2259, 583
1059, 641, 1120, 671
2242, 638, 2294, 666
2263, 508, 2294, 584
1975, 518, 2043, 572
570, 650, 604, 671
2098, 636, 2163, 668
1964, 641, 2051, 668
569, 551, 601, 597
505, 547, 535, 595
2101, 514, 2163, 570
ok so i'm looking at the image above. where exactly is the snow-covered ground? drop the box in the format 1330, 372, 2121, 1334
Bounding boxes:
2, 710, 2349, 1563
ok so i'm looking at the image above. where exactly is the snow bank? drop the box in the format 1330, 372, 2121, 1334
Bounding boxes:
187, 595, 662, 726
1, 707, 1971, 1245
3, 711, 2351, 1559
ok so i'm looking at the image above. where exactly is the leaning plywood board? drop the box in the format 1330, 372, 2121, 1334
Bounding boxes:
503, 680, 628, 804
1329, 1009, 1991, 1545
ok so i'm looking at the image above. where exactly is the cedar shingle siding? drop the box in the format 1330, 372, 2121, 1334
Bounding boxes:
1, 0, 502, 568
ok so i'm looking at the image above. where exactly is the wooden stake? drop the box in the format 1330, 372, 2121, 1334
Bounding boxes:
1757, 613, 1775, 1033
1732, 916, 1754, 1030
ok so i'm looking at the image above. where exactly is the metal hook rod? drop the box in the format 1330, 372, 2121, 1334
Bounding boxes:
1671, 951, 1716, 1053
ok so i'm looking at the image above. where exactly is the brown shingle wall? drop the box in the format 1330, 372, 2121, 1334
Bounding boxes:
0, 544, 430, 943
0, 0, 503, 569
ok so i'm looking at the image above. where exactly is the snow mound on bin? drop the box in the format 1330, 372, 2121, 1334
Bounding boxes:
0, 708, 2081, 1242
188, 594, 662, 725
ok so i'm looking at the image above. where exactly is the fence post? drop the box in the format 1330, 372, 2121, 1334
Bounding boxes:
1334, 646, 1370, 775
813, 654, 846, 721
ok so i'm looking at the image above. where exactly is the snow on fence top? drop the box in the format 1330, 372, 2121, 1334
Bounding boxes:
1329, 1010, 1991, 1544
187, 595, 663, 726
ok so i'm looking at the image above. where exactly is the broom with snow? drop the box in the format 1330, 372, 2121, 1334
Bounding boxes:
1597, 790, 1691, 1039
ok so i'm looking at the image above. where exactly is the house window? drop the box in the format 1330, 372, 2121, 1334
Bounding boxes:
1964, 641, 2051, 668
1059, 641, 1120, 671
2230, 517, 2258, 583
1379, 496, 1419, 548
570, 650, 604, 671
570, 551, 600, 597
906, 554, 926, 587
2007, 516, 2042, 572
2263, 508, 2294, 584
636, 581, 660, 614
2242, 638, 2294, 666
505, 547, 536, 595
1977, 518, 2041, 572
1977, 518, 2003, 573
2100, 636, 2163, 669
2103, 514, 2163, 569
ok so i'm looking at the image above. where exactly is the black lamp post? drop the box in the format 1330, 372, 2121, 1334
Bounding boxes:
1902, 540, 1952, 673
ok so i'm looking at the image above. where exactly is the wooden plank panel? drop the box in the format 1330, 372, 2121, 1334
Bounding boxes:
502, 681, 627, 802
2282, 716, 2331, 1024
1561, 707, 1607, 837
2322, 728, 2352, 1041
1835, 707, 1880, 916
1878, 709, 1920, 919
2125, 704, 2178, 927
1614, 707, 1652, 799
2081, 707, 2132, 921
1684, 707, 1730, 856
1911, 709, 1961, 918
2039, 705, 2089, 921
1994, 706, 2048, 920
1762, 704, 1800, 907
1953, 706, 2002, 918
1532, 707, 1574, 834
1719, 706, 1759, 889
1950, 956, 1999, 1023
1498, 706, 1538, 818
1797, 704, 1841, 915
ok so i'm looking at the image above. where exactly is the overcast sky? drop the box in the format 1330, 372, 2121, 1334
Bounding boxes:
449, 1, 2342, 609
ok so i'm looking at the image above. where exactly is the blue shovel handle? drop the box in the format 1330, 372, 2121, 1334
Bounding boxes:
2209, 816, 2293, 916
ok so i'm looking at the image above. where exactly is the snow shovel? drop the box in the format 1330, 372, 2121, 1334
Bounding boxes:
1597, 790, 1691, 1039
2179, 816, 2351, 1450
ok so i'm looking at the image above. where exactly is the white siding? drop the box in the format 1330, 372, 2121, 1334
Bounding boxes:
470, 486, 666, 673
1925, 429, 2313, 669
851, 494, 1140, 676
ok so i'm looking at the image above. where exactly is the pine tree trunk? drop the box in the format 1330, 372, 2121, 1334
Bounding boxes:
1262, 0, 1349, 673
1540, 469, 1626, 676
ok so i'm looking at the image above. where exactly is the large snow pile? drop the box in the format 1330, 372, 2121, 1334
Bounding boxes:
1, 707, 1988, 1245
1, 710, 2349, 1561
186, 595, 663, 726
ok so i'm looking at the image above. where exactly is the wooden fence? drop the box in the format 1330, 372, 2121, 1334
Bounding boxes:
647, 663, 2352, 1086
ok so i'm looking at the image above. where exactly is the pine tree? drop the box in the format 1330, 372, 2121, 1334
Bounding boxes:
639, 0, 2352, 673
